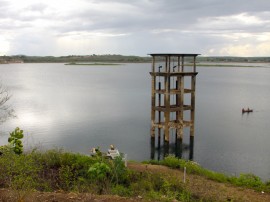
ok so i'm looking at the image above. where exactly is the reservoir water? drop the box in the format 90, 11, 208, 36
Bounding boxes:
0, 63, 270, 180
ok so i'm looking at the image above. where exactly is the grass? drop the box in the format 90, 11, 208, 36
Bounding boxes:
1, 145, 270, 201
0, 148, 195, 201
146, 155, 270, 192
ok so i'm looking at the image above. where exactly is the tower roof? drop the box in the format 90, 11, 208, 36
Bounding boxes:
148, 53, 200, 57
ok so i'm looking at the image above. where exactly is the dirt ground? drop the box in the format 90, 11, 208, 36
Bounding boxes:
0, 189, 144, 202
0, 162, 269, 202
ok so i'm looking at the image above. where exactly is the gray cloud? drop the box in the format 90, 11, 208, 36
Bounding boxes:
26, 3, 48, 12
1, 0, 270, 56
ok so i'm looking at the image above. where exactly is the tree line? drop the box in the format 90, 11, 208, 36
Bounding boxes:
1, 54, 270, 63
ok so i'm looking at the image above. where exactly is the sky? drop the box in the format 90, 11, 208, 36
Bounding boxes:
1, 0, 270, 57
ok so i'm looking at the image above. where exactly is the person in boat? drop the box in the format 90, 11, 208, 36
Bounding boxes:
242, 107, 253, 113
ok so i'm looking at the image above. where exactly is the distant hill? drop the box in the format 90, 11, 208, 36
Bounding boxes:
1, 54, 270, 63
0, 54, 151, 63
197, 56, 270, 63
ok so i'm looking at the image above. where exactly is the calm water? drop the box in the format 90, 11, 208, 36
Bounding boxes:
1, 63, 270, 180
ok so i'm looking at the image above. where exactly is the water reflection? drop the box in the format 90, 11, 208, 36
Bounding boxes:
150, 136, 194, 161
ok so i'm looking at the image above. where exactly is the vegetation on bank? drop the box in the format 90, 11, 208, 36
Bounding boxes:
1, 150, 270, 202
147, 156, 270, 192
0, 55, 151, 63
1, 54, 270, 64
196, 63, 262, 67
1, 128, 270, 201
0, 150, 194, 201
0, 128, 194, 201
65, 62, 121, 66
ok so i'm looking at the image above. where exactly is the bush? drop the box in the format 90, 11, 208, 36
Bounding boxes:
8, 127, 24, 155
0, 151, 41, 189
88, 162, 112, 194
58, 165, 78, 191
0, 148, 101, 192
111, 184, 132, 197
29, 149, 98, 191
162, 155, 182, 169
236, 173, 263, 188
110, 156, 129, 184
0, 147, 216, 200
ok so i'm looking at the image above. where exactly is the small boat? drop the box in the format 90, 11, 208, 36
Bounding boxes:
242, 108, 253, 113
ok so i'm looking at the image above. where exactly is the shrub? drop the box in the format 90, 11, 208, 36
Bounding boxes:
0, 151, 41, 189
0, 148, 199, 201
236, 173, 263, 188
111, 184, 132, 197
110, 156, 129, 184
88, 162, 112, 194
28, 149, 98, 191
8, 127, 24, 155
0, 145, 12, 156
58, 165, 79, 191
162, 155, 182, 169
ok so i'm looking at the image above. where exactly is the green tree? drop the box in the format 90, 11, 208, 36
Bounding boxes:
88, 162, 112, 194
8, 127, 24, 155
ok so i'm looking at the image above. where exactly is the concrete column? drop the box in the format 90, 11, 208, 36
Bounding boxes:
181, 56, 184, 72
150, 137, 155, 159
164, 74, 170, 142
189, 136, 194, 160
177, 76, 184, 140
151, 75, 156, 138
190, 75, 196, 137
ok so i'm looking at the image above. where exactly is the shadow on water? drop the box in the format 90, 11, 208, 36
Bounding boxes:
150, 136, 194, 161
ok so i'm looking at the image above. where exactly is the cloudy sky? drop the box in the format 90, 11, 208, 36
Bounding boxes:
1, 0, 270, 57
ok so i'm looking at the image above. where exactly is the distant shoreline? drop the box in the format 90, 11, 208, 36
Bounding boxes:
65, 62, 121, 66
1, 62, 268, 68
1, 55, 270, 64
196, 63, 265, 68
64, 62, 266, 68
1, 61, 268, 68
